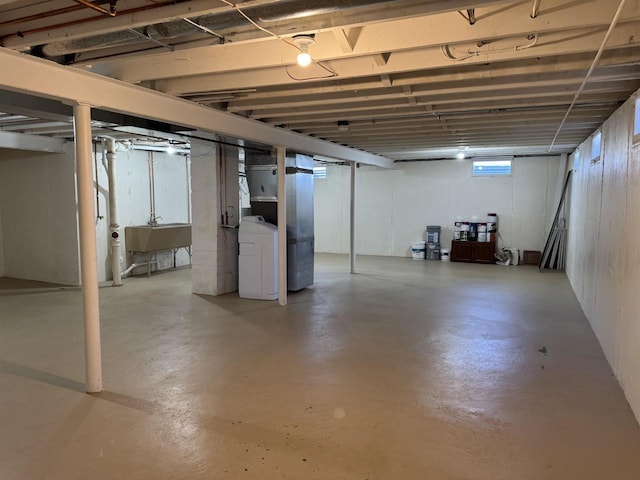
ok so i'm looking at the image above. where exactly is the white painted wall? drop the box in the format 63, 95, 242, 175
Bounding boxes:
315, 157, 560, 256
0, 142, 191, 284
566, 90, 640, 422
92, 143, 191, 281
190, 138, 239, 296
0, 144, 80, 285
0, 192, 5, 277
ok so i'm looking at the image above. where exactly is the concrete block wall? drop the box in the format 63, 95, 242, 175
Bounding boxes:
566, 89, 640, 422
190, 138, 239, 296
315, 157, 560, 257
0, 144, 80, 285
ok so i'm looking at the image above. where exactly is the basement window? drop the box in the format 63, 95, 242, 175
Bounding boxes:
313, 165, 327, 179
591, 131, 602, 163
572, 151, 580, 170
472, 160, 512, 176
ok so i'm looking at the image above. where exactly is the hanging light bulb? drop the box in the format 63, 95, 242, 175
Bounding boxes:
297, 49, 312, 67
292, 34, 315, 67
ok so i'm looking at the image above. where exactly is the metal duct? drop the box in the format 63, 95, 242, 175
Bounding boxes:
37, 0, 397, 59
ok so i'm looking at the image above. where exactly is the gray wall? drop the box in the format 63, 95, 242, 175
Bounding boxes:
314, 157, 560, 256
0, 144, 80, 285
566, 89, 640, 422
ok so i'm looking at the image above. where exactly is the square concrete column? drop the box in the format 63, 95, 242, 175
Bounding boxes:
191, 137, 239, 296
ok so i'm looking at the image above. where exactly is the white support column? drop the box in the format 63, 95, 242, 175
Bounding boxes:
277, 146, 287, 306
106, 138, 123, 286
350, 161, 357, 274
73, 103, 103, 393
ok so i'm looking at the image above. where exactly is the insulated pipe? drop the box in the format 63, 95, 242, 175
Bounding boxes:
277, 146, 287, 306
350, 162, 357, 274
106, 138, 123, 286
73, 103, 103, 393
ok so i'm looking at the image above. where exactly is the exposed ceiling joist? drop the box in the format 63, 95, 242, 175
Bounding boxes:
0, 130, 67, 153
90, 2, 640, 84
1, 0, 639, 160
0, 48, 393, 167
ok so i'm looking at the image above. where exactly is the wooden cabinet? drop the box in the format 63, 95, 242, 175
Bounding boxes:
451, 241, 496, 264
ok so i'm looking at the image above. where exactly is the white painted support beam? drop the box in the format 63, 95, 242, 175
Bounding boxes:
160, 23, 640, 94
277, 146, 287, 306
372, 53, 391, 67
0, 48, 393, 168
0, 0, 282, 50
94, 1, 640, 83
0, 130, 66, 153
333, 27, 361, 53
350, 162, 357, 274
73, 103, 103, 394
1, 0, 517, 51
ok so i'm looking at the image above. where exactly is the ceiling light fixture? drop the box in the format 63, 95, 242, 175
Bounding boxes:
456, 152, 466, 160
292, 34, 315, 67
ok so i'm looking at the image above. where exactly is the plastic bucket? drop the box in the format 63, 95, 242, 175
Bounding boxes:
440, 248, 450, 261
411, 241, 426, 260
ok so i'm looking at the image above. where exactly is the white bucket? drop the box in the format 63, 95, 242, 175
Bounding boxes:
411, 241, 426, 260
440, 248, 450, 261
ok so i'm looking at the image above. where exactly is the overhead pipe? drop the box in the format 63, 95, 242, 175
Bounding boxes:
11, 0, 393, 58
548, 0, 628, 152
105, 137, 123, 286
73, 0, 117, 17
0, 0, 177, 43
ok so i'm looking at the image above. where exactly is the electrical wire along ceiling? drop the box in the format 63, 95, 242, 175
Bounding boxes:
0, 0, 639, 160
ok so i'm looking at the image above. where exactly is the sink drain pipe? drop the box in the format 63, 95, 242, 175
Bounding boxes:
106, 137, 123, 286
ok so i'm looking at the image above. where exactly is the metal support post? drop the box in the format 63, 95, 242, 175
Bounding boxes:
350, 162, 357, 274
74, 103, 103, 393
277, 146, 287, 305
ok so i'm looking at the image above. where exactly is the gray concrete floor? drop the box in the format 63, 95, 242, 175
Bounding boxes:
1, 254, 639, 480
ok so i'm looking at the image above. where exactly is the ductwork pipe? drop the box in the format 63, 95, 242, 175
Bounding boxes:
37, 0, 396, 58
106, 137, 123, 286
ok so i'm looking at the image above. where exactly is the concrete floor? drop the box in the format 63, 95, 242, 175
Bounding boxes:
1, 254, 639, 479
